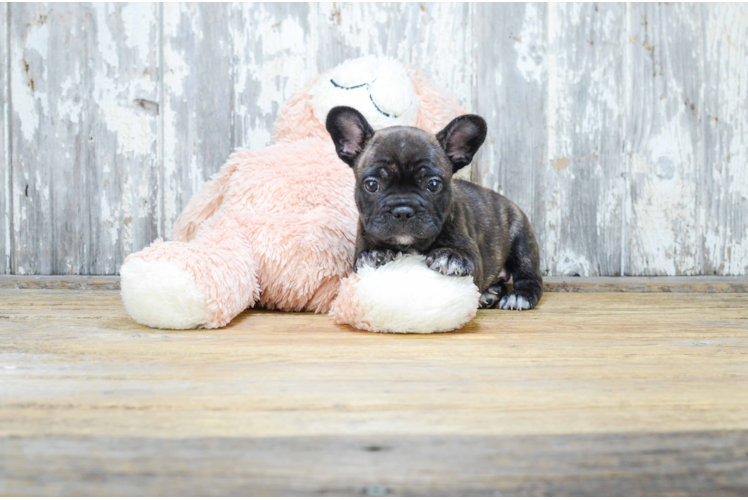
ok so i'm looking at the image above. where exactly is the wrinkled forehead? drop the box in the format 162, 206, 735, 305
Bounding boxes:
359, 127, 443, 171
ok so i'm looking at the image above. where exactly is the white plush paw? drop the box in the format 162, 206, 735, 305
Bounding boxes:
348, 254, 480, 333
120, 259, 210, 329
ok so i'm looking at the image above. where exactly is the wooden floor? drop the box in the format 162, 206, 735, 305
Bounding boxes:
1, 287, 747, 495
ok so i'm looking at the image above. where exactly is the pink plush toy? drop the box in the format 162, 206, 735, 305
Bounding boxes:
121, 56, 480, 332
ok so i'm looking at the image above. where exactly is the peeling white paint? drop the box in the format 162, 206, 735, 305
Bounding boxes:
701, 4, 748, 275
1, 2, 9, 273
3, 3, 747, 276
555, 249, 592, 277
161, 41, 189, 97
515, 3, 545, 84
120, 3, 152, 64
94, 5, 119, 69
11, 19, 48, 142
232, 4, 317, 150
625, 3, 702, 276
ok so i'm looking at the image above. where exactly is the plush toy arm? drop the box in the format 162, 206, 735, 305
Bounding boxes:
121, 213, 260, 329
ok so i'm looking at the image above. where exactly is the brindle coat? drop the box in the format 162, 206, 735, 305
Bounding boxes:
326, 106, 543, 310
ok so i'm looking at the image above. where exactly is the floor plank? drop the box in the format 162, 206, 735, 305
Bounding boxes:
2, 274, 748, 292
1, 290, 747, 495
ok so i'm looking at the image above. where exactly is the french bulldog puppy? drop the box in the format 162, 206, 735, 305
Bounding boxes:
326, 106, 543, 310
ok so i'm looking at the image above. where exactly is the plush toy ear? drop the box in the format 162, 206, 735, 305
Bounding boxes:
435, 115, 487, 172
326, 106, 375, 167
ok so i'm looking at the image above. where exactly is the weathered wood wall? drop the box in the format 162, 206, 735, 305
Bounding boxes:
1, 3, 746, 276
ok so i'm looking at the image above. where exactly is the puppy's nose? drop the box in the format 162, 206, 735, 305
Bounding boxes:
392, 206, 415, 220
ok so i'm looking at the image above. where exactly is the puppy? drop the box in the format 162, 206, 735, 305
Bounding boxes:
326, 106, 543, 310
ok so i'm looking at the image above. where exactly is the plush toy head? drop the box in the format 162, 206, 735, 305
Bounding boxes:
310, 56, 419, 130
272, 55, 464, 143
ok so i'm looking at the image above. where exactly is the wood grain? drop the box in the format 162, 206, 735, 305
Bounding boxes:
544, 3, 626, 276
1, 289, 747, 495
543, 275, 748, 293
3, 432, 747, 496
473, 3, 547, 246
0, 275, 120, 290
231, 3, 317, 151
2, 4, 748, 276
2, 274, 747, 293
701, 4, 748, 275
624, 4, 702, 276
11, 3, 86, 275
9, 4, 160, 275
1, 4, 7, 275
161, 3, 234, 237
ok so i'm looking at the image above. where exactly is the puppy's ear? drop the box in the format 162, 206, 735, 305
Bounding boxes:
326, 106, 375, 167
436, 115, 487, 171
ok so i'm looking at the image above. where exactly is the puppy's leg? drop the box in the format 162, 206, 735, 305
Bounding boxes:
499, 228, 543, 311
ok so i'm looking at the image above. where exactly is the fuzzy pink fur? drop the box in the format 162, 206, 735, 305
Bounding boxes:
124, 62, 464, 328
329, 274, 371, 331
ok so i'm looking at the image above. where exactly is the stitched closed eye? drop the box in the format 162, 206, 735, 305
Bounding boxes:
330, 79, 369, 90
329, 78, 408, 119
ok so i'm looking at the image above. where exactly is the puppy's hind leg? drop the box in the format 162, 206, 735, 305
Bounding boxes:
499, 231, 543, 311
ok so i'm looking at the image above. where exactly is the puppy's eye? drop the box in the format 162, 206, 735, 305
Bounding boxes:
426, 178, 442, 193
364, 178, 379, 193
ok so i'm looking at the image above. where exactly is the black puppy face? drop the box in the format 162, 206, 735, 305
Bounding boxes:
327, 107, 487, 251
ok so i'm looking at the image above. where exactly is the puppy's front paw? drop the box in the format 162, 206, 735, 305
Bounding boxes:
426, 249, 475, 277
355, 248, 398, 271
499, 291, 537, 311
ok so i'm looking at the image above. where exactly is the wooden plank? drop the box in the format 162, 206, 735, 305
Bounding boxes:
543, 275, 748, 293
0, 275, 120, 290
9, 3, 73, 274
2, 431, 747, 495
624, 4, 703, 275
701, 4, 748, 275
543, 3, 626, 276
230, 3, 317, 151
161, 4, 234, 237
9, 4, 159, 275
472, 4, 548, 264
0, 290, 747, 494
85, 3, 160, 274
2, 275, 747, 293
162, 2, 316, 237
315, 2, 474, 179
0, 3, 8, 274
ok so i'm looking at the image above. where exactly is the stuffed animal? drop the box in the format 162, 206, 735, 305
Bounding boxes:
120, 56, 479, 332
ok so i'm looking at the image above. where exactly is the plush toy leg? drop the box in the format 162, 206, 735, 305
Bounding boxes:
120, 215, 260, 329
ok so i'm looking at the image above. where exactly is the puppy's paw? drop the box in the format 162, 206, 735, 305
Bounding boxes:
479, 284, 507, 309
499, 291, 537, 311
479, 291, 500, 309
355, 248, 399, 271
426, 249, 475, 277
